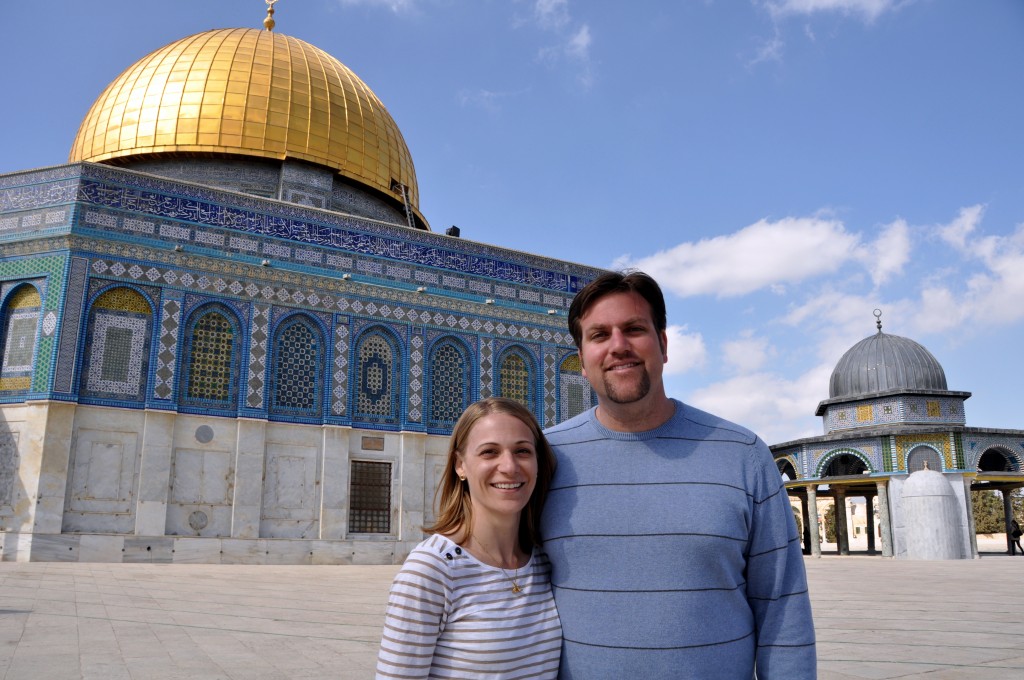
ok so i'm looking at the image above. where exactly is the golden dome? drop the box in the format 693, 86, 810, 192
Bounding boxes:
69, 28, 421, 221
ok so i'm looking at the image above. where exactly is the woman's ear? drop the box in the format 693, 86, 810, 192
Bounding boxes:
454, 456, 465, 481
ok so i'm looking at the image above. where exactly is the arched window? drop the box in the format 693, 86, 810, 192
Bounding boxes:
180, 306, 240, 411
79, 287, 152, 403
906, 446, 943, 473
558, 354, 593, 422
270, 316, 323, 419
427, 339, 469, 431
0, 285, 41, 394
498, 347, 534, 411
977, 448, 1017, 472
355, 330, 399, 425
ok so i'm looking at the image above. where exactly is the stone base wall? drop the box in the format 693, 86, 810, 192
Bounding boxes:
0, 402, 448, 565
0, 532, 419, 565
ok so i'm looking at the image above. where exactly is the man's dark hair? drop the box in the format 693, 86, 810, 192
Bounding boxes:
567, 271, 667, 349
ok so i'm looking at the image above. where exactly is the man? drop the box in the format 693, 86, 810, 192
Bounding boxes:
541, 271, 816, 679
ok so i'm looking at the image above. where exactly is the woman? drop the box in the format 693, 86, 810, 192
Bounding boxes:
376, 398, 561, 679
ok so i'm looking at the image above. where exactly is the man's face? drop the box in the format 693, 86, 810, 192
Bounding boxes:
577, 291, 668, 407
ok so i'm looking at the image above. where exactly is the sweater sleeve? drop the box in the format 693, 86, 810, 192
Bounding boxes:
746, 438, 817, 679
376, 549, 450, 679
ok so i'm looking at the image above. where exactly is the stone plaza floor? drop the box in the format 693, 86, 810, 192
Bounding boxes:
0, 552, 1021, 679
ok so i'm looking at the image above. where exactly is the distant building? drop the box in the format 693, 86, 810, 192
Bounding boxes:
0, 14, 601, 564
773, 311, 1024, 558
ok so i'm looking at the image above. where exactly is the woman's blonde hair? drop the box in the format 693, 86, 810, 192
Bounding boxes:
424, 398, 556, 552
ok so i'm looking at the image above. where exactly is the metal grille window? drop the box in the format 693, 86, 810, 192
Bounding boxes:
499, 349, 532, 410
559, 354, 593, 422
349, 460, 391, 533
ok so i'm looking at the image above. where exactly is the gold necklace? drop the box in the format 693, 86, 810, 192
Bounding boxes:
474, 541, 523, 593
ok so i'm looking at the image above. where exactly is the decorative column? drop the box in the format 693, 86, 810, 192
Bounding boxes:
835, 488, 849, 555
865, 492, 876, 554
807, 484, 821, 558
962, 477, 979, 558
875, 480, 893, 558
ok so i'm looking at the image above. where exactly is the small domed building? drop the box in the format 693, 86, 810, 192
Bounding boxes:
0, 9, 601, 564
773, 311, 1024, 558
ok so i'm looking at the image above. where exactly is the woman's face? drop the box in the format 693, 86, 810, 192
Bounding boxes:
455, 412, 538, 523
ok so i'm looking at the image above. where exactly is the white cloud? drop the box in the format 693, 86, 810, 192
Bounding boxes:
856, 218, 911, 286
685, 365, 830, 443
765, 0, 905, 23
664, 324, 707, 376
722, 332, 774, 373
534, 0, 570, 30
938, 204, 984, 250
617, 216, 861, 298
566, 24, 591, 61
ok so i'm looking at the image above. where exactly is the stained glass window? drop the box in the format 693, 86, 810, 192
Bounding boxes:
80, 287, 152, 402
427, 340, 468, 430
499, 348, 533, 410
0, 285, 41, 394
182, 308, 237, 409
349, 460, 391, 533
271, 317, 321, 417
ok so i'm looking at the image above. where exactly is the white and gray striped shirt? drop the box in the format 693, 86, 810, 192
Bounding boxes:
377, 534, 561, 679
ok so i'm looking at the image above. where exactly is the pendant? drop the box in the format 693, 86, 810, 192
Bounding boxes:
511, 583, 521, 593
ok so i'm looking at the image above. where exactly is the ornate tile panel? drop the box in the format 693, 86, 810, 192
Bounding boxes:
53, 257, 89, 393
246, 303, 271, 409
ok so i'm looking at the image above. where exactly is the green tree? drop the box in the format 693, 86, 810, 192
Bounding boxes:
824, 503, 836, 543
791, 505, 803, 536
972, 490, 1007, 533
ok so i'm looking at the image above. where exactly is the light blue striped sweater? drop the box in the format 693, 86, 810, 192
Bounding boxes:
541, 400, 816, 679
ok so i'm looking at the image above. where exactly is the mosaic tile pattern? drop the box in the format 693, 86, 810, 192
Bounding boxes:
181, 309, 239, 409
154, 296, 182, 400
479, 338, 493, 399
815, 447, 875, 477
80, 288, 151, 401
408, 330, 423, 423
0, 285, 41, 392
270, 317, 322, 417
543, 349, 557, 428
427, 340, 469, 430
332, 319, 350, 416
53, 257, 88, 393
559, 354, 593, 422
498, 349, 533, 412
246, 303, 271, 409
825, 394, 968, 433
894, 434, 952, 472
355, 331, 397, 424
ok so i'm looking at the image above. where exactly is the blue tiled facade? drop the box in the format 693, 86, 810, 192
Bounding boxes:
0, 162, 599, 430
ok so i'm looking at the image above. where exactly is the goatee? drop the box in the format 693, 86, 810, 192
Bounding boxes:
603, 369, 651, 404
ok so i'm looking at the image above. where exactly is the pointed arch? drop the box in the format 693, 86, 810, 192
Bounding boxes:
269, 313, 325, 420
179, 303, 242, 412
425, 336, 471, 432
79, 285, 154, 403
353, 325, 402, 426
906, 445, 945, 472
0, 284, 42, 394
497, 345, 536, 413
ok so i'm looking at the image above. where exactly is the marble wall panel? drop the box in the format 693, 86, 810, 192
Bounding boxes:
63, 425, 140, 533
122, 536, 174, 563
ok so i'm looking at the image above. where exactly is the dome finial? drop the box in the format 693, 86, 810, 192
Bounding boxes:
873, 308, 883, 333
264, 0, 278, 31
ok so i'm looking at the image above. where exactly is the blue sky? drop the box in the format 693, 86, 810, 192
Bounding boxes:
3, 0, 1023, 444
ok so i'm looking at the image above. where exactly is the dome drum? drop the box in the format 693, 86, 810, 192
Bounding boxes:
69, 27, 427, 230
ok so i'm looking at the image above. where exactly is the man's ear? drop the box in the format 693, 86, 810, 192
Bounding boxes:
660, 330, 669, 363
578, 350, 588, 379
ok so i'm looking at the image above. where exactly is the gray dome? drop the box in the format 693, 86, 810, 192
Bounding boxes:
829, 330, 947, 399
